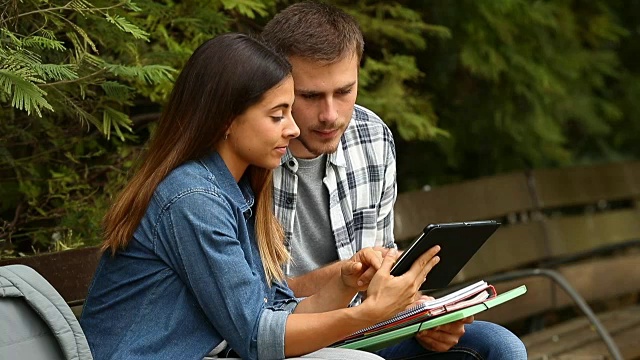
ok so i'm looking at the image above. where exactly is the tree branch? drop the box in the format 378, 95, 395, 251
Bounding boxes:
131, 112, 161, 128
6, 1, 128, 22
0, 201, 25, 240
38, 68, 106, 87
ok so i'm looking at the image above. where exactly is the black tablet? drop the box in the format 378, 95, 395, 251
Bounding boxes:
390, 220, 500, 290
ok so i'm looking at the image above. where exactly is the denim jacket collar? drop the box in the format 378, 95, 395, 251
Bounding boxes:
199, 152, 254, 214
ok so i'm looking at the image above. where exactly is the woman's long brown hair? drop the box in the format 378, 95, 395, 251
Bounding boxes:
102, 33, 291, 283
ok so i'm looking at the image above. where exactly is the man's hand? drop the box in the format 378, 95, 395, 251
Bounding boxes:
415, 316, 474, 352
340, 248, 384, 291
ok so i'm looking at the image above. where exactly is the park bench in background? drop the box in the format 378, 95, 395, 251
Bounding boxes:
394, 160, 640, 360
2, 161, 639, 359
0, 246, 100, 317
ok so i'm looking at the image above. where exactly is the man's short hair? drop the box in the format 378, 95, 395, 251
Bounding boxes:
261, 1, 364, 64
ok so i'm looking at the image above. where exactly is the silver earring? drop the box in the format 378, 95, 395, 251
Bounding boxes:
224, 133, 229, 140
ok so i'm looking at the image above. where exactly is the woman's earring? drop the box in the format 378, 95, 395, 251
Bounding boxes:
224, 133, 229, 140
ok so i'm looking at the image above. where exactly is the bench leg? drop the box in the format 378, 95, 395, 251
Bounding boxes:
484, 268, 624, 360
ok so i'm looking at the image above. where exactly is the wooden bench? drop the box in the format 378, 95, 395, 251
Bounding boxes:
0, 246, 101, 317
394, 161, 640, 359
2, 161, 639, 359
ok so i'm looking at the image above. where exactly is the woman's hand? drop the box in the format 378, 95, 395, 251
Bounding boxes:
360, 245, 441, 323
340, 247, 384, 292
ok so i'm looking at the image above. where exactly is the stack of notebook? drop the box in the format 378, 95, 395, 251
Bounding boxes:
331, 281, 527, 351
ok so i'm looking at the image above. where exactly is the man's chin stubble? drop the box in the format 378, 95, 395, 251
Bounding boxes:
298, 136, 340, 157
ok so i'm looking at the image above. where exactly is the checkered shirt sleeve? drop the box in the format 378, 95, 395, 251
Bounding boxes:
274, 105, 397, 276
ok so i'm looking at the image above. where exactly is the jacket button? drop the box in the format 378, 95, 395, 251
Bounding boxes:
286, 198, 293, 204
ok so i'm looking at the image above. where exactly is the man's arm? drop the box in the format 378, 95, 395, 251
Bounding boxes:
286, 260, 344, 297
377, 123, 473, 351
376, 124, 397, 249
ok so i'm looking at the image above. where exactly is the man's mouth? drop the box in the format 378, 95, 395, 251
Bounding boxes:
313, 128, 340, 139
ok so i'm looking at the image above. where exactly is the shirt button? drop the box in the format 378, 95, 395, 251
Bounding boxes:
288, 160, 295, 167
286, 198, 293, 204
264, 297, 268, 303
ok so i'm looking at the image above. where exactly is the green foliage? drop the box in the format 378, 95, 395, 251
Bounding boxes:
2, 0, 639, 255
394, 0, 639, 189
0, 0, 273, 256
341, 1, 451, 141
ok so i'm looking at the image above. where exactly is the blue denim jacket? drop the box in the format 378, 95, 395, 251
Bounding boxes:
80, 152, 300, 360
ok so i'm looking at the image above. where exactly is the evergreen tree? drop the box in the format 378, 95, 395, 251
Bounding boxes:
0, 0, 272, 255
396, 0, 632, 189
1, 0, 639, 254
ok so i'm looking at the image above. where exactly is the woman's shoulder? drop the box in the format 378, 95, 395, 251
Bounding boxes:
154, 159, 222, 207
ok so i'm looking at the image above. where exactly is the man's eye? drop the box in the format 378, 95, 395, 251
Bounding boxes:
337, 89, 352, 95
301, 93, 319, 99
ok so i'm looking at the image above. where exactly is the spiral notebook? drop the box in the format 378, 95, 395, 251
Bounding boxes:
331, 284, 527, 351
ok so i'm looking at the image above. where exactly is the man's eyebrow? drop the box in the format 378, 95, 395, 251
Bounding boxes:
294, 88, 319, 95
295, 81, 357, 95
337, 81, 356, 91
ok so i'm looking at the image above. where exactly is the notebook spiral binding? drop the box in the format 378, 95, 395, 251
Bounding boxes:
350, 303, 430, 336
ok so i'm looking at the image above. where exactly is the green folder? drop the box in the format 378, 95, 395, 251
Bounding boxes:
334, 285, 527, 352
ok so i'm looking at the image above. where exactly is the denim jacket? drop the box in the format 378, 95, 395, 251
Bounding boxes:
80, 152, 300, 360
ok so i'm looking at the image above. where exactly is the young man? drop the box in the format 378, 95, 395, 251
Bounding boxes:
263, 2, 527, 359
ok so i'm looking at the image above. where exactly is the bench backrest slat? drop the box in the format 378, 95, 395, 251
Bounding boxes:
531, 162, 640, 208
0, 246, 101, 304
546, 208, 640, 258
394, 172, 533, 243
454, 222, 550, 281
394, 160, 640, 324
475, 277, 555, 325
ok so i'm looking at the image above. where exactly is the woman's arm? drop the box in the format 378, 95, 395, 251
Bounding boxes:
286, 260, 344, 297
284, 246, 441, 357
165, 192, 286, 360
293, 247, 384, 313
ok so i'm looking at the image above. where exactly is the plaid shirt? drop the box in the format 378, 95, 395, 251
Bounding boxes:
273, 105, 397, 276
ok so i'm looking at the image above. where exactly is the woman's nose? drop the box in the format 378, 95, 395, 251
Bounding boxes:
285, 115, 300, 138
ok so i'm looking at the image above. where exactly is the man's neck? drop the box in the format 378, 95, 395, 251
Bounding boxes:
288, 139, 318, 159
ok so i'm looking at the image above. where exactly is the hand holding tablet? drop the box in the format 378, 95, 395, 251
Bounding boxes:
391, 221, 500, 291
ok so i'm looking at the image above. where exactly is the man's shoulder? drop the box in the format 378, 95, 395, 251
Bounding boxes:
342, 104, 395, 148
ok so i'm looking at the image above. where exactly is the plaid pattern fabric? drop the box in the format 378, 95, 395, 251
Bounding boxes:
273, 105, 397, 276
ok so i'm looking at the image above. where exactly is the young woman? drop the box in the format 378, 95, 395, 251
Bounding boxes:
80, 33, 440, 360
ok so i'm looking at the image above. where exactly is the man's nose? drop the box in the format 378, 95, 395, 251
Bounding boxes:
319, 98, 338, 124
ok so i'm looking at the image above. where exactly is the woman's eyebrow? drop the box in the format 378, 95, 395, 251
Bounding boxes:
270, 103, 291, 110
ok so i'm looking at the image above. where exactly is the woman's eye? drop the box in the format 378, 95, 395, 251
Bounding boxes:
271, 116, 285, 121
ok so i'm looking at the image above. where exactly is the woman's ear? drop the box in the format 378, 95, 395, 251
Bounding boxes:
224, 122, 235, 141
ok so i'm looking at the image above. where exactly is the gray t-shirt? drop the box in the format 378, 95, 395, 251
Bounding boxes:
289, 155, 338, 277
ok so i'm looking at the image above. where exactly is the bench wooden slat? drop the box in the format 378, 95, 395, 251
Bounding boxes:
531, 161, 640, 208
570, 315, 640, 360
475, 277, 555, 325
555, 251, 640, 308
546, 208, 640, 258
455, 222, 550, 281
455, 209, 640, 283
394, 172, 533, 242
474, 252, 640, 325
523, 306, 640, 360
0, 246, 101, 304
